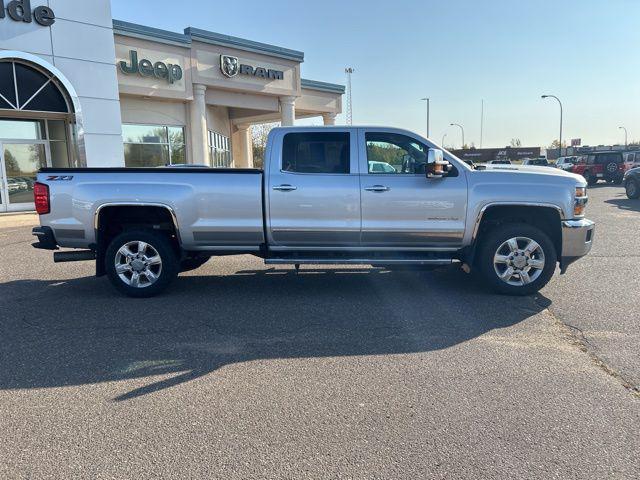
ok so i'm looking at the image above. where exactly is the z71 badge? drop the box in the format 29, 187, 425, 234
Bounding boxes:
46, 175, 74, 181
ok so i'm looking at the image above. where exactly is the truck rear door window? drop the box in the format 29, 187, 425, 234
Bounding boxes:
282, 132, 350, 174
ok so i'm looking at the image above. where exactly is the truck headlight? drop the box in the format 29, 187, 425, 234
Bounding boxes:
574, 187, 587, 217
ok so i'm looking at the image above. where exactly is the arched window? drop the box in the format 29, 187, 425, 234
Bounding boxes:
0, 60, 72, 113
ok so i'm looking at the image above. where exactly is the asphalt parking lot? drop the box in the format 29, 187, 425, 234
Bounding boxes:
0, 185, 638, 479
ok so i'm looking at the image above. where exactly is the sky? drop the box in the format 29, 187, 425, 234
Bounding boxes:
111, 0, 640, 149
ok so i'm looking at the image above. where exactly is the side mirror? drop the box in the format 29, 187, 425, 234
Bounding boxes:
426, 148, 451, 178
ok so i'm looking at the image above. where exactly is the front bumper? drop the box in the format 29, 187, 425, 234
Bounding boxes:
560, 218, 595, 273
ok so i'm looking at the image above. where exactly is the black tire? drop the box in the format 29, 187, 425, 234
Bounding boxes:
626, 178, 640, 199
476, 223, 557, 296
105, 229, 179, 298
613, 175, 623, 185
584, 171, 597, 186
180, 256, 210, 273
605, 162, 618, 175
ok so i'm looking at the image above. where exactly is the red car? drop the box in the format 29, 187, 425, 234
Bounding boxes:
571, 152, 626, 185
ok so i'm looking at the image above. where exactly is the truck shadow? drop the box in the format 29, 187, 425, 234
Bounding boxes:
0, 265, 551, 402
605, 198, 640, 212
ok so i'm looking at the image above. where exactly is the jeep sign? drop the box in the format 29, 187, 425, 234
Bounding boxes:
0, 0, 55, 26
119, 50, 183, 85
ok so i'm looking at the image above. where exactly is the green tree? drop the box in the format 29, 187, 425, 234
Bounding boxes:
3, 150, 19, 174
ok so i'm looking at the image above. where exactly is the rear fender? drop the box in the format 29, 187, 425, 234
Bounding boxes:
94, 203, 181, 277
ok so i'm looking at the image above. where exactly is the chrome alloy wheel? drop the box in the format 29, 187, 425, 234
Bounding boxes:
493, 236, 545, 286
114, 241, 163, 288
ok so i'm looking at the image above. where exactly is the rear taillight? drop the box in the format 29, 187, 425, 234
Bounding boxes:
33, 182, 50, 215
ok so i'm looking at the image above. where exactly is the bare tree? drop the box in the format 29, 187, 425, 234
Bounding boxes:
549, 139, 567, 149
251, 123, 279, 168
510, 138, 522, 147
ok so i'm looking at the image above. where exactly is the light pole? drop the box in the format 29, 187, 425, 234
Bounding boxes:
441, 133, 447, 147
619, 126, 628, 147
420, 97, 430, 138
480, 99, 484, 148
450, 123, 465, 148
541, 94, 563, 157
345, 67, 355, 125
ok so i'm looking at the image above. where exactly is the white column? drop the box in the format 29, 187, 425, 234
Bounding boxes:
190, 84, 209, 165
280, 96, 297, 126
322, 112, 337, 126
234, 124, 253, 168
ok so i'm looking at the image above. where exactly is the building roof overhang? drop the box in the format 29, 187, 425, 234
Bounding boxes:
113, 20, 304, 62
301, 79, 345, 94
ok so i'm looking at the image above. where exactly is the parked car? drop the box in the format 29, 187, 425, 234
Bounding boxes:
522, 158, 550, 167
32, 126, 594, 298
6, 179, 21, 193
556, 156, 578, 171
488, 159, 512, 165
368, 161, 397, 173
15, 176, 35, 189
7, 178, 28, 191
571, 151, 627, 185
623, 166, 640, 199
623, 151, 640, 170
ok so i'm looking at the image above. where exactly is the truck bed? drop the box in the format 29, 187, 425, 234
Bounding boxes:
37, 168, 266, 251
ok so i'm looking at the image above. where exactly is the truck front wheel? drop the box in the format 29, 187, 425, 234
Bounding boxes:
476, 223, 557, 296
626, 178, 640, 199
105, 229, 179, 298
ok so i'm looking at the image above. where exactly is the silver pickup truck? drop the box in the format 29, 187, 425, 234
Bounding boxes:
32, 126, 594, 297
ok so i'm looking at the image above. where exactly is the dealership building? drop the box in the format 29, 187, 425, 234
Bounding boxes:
0, 0, 344, 212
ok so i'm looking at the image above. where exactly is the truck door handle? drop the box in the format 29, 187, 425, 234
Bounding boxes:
364, 185, 390, 192
272, 184, 297, 192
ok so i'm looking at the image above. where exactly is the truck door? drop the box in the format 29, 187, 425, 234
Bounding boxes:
266, 129, 361, 247
358, 129, 468, 248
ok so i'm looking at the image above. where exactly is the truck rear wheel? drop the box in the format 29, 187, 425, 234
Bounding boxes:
105, 229, 179, 298
476, 223, 557, 296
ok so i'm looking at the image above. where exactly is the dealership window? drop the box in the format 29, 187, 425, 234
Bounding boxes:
209, 131, 232, 168
0, 60, 76, 170
0, 119, 71, 168
123, 124, 185, 167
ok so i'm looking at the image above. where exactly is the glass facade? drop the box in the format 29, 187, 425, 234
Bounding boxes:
0, 60, 70, 113
0, 119, 71, 210
123, 124, 186, 167
3, 143, 46, 204
0, 60, 75, 211
209, 130, 232, 167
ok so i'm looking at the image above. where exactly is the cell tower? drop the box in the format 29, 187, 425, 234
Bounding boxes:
345, 67, 354, 125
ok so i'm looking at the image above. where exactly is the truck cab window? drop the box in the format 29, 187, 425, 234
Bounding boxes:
282, 132, 350, 174
365, 132, 427, 174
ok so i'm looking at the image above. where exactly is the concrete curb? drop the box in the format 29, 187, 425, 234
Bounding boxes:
0, 212, 39, 228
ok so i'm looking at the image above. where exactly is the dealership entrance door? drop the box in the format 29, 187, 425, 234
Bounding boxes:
0, 119, 72, 212
0, 59, 76, 212
0, 141, 47, 212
